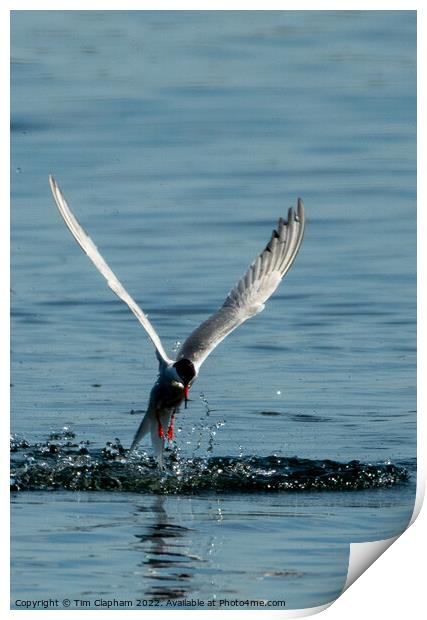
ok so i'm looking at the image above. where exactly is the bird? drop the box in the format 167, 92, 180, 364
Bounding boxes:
49, 175, 305, 466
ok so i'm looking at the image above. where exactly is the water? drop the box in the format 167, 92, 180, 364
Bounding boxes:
11, 10, 416, 610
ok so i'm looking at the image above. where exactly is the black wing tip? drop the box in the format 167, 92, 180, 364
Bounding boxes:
49, 174, 59, 194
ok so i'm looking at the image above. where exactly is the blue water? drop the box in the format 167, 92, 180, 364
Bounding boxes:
11, 10, 416, 610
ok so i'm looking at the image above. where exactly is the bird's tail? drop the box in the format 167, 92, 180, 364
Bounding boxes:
129, 407, 173, 467
129, 409, 153, 453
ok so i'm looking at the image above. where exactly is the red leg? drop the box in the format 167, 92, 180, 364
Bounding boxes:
156, 412, 164, 438
167, 412, 175, 441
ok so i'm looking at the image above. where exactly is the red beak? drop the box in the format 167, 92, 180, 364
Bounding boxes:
184, 384, 190, 408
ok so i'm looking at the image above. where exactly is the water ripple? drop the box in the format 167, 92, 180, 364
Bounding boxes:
11, 429, 409, 494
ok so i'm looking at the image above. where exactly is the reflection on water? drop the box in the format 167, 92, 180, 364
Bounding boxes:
136, 497, 199, 600
11, 477, 415, 609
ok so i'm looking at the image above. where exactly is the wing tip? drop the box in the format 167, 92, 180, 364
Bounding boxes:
48, 174, 66, 216
297, 198, 305, 222
282, 198, 305, 226
49, 175, 61, 202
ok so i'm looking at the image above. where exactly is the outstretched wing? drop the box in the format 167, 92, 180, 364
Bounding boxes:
177, 199, 305, 369
49, 175, 171, 365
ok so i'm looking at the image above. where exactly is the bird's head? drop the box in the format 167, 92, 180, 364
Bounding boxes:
172, 358, 196, 408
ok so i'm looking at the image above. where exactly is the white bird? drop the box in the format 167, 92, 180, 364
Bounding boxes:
49, 176, 305, 465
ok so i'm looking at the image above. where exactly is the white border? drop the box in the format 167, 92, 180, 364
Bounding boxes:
5, 3, 424, 619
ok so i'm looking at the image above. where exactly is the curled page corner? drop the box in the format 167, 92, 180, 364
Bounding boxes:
288, 601, 334, 617
409, 469, 425, 527
344, 536, 399, 591
284, 601, 333, 618
233, 600, 333, 619
344, 469, 424, 592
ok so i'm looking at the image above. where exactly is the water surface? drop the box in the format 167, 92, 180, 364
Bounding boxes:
11, 10, 416, 610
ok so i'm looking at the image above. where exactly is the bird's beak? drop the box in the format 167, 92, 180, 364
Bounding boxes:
184, 384, 190, 408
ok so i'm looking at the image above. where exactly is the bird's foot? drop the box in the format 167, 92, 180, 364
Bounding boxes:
156, 413, 164, 438
167, 414, 175, 441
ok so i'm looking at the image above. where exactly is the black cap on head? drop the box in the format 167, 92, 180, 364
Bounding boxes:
173, 359, 196, 385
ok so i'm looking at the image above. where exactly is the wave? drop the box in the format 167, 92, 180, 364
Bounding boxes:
10, 428, 410, 494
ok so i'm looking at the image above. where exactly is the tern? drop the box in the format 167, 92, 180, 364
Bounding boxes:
49, 176, 305, 465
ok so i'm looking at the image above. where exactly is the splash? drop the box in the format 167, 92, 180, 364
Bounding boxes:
10, 429, 409, 494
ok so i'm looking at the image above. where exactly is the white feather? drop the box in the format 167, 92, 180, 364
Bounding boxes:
49, 176, 171, 366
